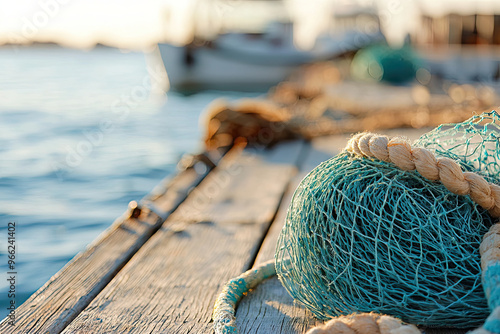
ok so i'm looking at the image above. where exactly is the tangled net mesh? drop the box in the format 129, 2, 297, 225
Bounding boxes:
276, 111, 500, 328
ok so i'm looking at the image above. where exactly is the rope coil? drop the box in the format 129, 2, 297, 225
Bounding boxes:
346, 132, 500, 218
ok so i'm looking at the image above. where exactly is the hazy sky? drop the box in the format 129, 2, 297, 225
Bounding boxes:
0, 0, 173, 49
0, 0, 497, 49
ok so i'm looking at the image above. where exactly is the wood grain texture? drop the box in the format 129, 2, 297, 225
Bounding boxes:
146, 149, 227, 218
237, 131, 469, 334
236, 142, 340, 334
0, 150, 223, 334
62, 140, 305, 334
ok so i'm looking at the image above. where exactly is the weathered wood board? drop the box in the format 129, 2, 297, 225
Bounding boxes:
62, 141, 306, 333
0, 150, 224, 334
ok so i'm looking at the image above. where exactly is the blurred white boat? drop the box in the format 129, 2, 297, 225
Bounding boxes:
158, 12, 384, 92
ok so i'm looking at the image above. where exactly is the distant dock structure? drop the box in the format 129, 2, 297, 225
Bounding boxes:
415, 13, 500, 46
411, 6, 500, 83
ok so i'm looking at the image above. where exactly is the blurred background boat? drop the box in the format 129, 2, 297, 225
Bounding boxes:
157, 1, 385, 92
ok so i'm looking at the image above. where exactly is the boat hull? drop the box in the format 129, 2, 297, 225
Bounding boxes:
158, 43, 298, 93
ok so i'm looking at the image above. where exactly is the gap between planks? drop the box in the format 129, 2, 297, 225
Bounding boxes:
235, 136, 345, 334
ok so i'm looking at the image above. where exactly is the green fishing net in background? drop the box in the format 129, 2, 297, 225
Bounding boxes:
350, 45, 423, 84
276, 111, 500, 328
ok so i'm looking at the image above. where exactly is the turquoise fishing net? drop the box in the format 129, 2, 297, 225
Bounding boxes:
276, 111, 500, 328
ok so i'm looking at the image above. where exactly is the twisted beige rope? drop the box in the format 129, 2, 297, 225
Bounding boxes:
346, 132, 500, 218
480, 223, 500, 271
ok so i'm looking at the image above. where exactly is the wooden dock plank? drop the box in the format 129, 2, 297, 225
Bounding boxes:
237, 130, 468, 334
62, 141, 306, 333
0, 150, 224, 334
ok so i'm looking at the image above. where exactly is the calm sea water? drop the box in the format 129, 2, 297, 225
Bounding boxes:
0, 45, 257, 319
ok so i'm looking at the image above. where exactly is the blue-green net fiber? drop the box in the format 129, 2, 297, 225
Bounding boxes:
415, 111, 500, 182
276, 111, 500, 328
